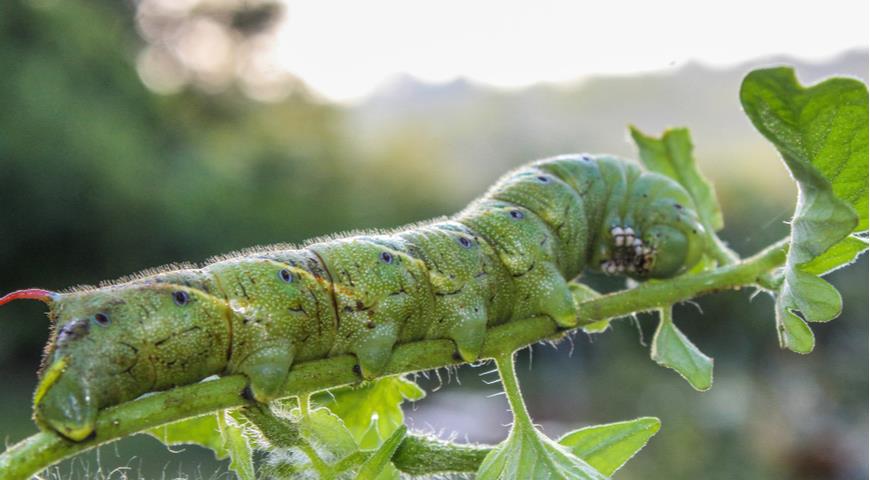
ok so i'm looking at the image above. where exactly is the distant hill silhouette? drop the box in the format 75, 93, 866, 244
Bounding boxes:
345, 49, 868, 215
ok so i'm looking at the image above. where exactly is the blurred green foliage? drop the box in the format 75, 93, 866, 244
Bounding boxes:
0, 1, 865, 479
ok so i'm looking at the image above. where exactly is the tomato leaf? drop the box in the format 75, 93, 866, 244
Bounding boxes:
145, 413, 228, 458
146, 411, 255, 480
651, 307, 713, 391
630, 126, 724, 231
477, 424, 607, 480
478, 354, 608, 479
559, 417, 660, 476
802, 234, 868, 276
219, 410, 255, 480
357, 426, 407, 480
741, 67, 868, 352
316, 375, 424, 449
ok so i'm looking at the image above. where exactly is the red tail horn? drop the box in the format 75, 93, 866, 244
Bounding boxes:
0, 289, 60, 306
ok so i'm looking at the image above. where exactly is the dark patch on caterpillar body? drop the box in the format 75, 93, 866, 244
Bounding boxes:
56, 318, 90, 346
25, 154, 706, 441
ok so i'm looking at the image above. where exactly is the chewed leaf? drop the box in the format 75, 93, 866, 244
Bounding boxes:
146, 412, 228, 459
651, 307, 713, 391
316, 375, 424, 449
630, 127, 724, 231
741, 67, 868, 352
559, 417, 661, 476
741, 68, 867, 235
219, 410, 255, 480
477, 425, 607, 480
148, 411, 256, 479
775, 304, 815, 354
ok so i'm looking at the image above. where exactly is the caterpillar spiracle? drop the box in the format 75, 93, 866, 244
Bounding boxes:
1, 154, 705, 441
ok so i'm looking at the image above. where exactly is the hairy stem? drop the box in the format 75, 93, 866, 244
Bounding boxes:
494, 352, 532, 430
705, 230, 740, 266
574, 239, 787, 321
392, 434, 491, 475
0, 239, 788, 479
241, 404, 302, 448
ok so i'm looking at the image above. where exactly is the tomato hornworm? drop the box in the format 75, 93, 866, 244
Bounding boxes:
0, 154, 705, 441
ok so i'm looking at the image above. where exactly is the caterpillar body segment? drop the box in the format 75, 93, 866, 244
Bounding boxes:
458, 200, 576, 329
34, 282, 233, 440
5, 154, 706, 441
487, 165, 593, 277
396, 222, 506, 362
311, 236, 434, 378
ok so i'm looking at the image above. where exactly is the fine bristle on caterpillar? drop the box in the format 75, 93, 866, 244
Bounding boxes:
0, 154, 705, 441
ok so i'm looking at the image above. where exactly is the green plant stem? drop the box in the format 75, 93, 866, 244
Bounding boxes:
391, 434, 491, 475
241, 403, 336, 477
240, 404, 301, 448
0, 239, 788, 479
575, 239, 787, 321
705, 230, 740, 266
494, 352, 532, 430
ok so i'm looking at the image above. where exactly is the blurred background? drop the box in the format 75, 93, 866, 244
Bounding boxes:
0, 1, 866, 479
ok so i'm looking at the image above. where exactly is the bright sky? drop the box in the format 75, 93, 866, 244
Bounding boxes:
274, 0, 868, 103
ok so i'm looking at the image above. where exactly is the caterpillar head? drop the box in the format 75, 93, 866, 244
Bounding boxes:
1, 282, 230, 441
594, 174, 706, 279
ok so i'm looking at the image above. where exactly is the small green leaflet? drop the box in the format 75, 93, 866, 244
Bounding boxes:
218, 410, 256, 480
145, 410, 254, 480
651, 307, 713, 391
476, 417, 662, 479
356, 426, 407, 480
478, 354, 608, 479
740, 67, 869, 353
292, 407, 361, 477
558, 417, 661, 476
775, 306, 815, 354
267, 406, 403, 479
476, 424, 607, 480
146, 413, 226, 457
257, 406, 364, 478
315, 375, 424, 449
299, 407, 358, 458
146, 377, 422, 479
630, 126, 736, 267
802, 235, 869, 276
630, 126, 724, 232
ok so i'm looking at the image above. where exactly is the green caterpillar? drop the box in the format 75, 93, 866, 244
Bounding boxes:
1, 154, 705, 442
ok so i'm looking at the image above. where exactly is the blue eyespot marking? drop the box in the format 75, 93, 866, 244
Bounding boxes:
94, 313, 110, 326
173, 290, 190, 306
